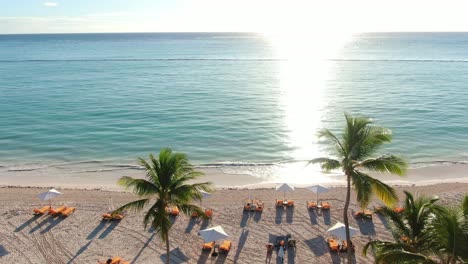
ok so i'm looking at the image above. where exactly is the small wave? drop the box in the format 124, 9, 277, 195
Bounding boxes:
0, 58, 286, 63
7, 168, 39, 172
331, 58, 468, 63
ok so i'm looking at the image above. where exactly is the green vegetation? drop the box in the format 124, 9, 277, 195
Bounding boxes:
363, 192, 468, 263
311, 113, 407, 262
114, 148, 212, 264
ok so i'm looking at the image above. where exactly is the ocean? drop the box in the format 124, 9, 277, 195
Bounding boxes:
1, 32, 468, 181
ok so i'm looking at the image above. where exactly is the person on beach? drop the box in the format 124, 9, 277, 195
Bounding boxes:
266, 243, 274, 263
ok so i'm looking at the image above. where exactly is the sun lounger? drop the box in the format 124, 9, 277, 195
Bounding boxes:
321, 202, 331, 210
219, 240, 232, 253
287, 200, 294, 207
171, 206, 180, 216
98, 256, 130, 264
307, 201, 318, 209
393, 207, 405, 213
276, 199, 283, 207
244, 199, 252, 211
49, 206, 67, 216
33, 205, 50, 215
60, 207, 76, 217
202, 241, 215, 250
255, 200, 264, 212
328, 238, 339, 252
102, 212, 125, 221
339, 240, 355, 252
354, 209, 373, 219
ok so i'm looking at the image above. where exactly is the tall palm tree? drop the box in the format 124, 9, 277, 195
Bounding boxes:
429, 195, 468, 263
363, 191, 442, 263
310, 114, 407, 262
114, 148, 212, 264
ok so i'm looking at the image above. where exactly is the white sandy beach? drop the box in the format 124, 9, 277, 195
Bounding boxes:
0, 181, 467, 264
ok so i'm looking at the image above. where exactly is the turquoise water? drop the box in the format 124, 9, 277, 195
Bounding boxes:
1, 32, 468, 171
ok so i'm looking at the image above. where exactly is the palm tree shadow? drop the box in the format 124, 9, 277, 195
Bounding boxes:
185, 217, 199, 233
67, 240, 93, 264
87, 221, 107, 240
40, 216, 66, 234
98, 221, 120, 239
323, 210, 331, 225
233, 229, 249, 262
356, 218, 376, 236
275, 207, 284, 224
132, 232, 155, 264
286, 207, 294, 223
304, 236, 327, 256
308, 209, 318, 225
15, 215, 41, 232
240, 211, 250, 227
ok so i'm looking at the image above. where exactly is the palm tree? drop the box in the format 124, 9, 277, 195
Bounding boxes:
428, 195, 468, 263
363, 191, 442, 263
310, 114, 407, 262
114, 148, 212, 264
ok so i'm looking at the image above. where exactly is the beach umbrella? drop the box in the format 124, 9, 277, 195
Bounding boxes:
306, 185, 329, 202
326, 222, 359, 240
199, 226, 228, 242
37, 189, 62, 207
276, 183, 295, 199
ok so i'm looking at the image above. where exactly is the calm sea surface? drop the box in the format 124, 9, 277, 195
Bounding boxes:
1, 32, 468, 174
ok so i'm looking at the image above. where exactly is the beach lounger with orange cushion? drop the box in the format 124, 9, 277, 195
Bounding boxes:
354, 209, 373, 219
276, 199, 283, 207
328, 238, 339, 252
244, 199, 252, 211
307, 201, 318, 209
102, 212, 125, 221
219, 240, 232, 253
255, 200, 264, 212
204, 209, 213, 219
287, 200, 294, 207
394, 207, 405, 213
321, 202, 331, 210
49, 206, 67, 216
202, 241, 215, 250
98, 256, 130, 264
33, 205, 50, 215
171, 206, 180, 216
60, 207, 76, 217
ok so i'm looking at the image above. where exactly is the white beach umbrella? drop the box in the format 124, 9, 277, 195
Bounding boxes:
306, 185, 329, 202
326, 222, 359, 240
276, 183, 295, 199
37, 189, 62, 207
199, 226, 229, 242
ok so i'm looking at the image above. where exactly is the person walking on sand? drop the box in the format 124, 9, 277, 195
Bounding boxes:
266, 243, 274, 263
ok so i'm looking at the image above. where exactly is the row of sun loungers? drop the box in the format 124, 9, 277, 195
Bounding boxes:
276, 199, 295, 207
33, 205, 76, 217
307, 201, 331, 210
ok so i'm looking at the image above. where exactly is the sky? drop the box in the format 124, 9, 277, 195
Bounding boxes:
1, 0, 468, 34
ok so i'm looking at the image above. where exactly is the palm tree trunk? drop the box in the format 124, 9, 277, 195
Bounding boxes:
344, 172, 352, 263
166, 237, 170, 264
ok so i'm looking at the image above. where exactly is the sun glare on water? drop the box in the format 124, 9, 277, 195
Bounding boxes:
262, 31, 353, 184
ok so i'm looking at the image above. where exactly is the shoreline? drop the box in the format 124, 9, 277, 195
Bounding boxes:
1, 161, 468, 190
